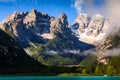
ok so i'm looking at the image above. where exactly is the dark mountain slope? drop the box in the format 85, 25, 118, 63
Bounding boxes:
0, 29, 44, 74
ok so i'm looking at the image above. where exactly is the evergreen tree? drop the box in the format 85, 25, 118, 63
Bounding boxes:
94, 65, 102, 75
106, 65, 117, 76
82, 69, 87, 74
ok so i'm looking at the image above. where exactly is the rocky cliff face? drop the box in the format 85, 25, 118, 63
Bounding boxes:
71, 14, 113, 45
50, 13, 69, 36
0, 9, 50, 48
0, 9, 94, 51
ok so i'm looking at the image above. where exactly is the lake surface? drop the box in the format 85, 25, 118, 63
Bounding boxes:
0, 76, 119, 80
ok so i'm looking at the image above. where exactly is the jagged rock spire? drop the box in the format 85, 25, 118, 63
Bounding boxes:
59, 13, 67, 21
31, 9, 37, 13
50, 13, 69, 36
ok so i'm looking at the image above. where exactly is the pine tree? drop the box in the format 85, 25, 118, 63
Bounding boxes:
82, 69, 87, 74
106, 65, 117, 76
94, 65, 102, 75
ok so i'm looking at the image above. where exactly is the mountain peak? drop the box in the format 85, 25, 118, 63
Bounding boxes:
31, 9, 37, 13
59, 13, 67, 19
92, 14, 105, 20
27, 9, 37, 18
13, 11, 18, 15
58, 13, 68, 24
50, 13, 69, 36
77, 14, 89, 19
72, 13, 90, 32
4, 11, 19, 23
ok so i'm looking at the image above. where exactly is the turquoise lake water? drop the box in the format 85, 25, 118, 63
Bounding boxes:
0, 76, 120, 80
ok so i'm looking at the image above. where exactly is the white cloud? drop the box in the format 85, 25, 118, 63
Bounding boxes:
72, 0, 106, 15
106, 0, 120, 17
105, 0, 120, 35
73, 0, 84, 14
96, 48, 120, 58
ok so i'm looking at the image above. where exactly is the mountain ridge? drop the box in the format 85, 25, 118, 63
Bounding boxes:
0, 9, 120, 76
0, 9, 95, 66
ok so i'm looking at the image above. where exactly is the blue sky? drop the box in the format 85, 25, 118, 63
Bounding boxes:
0, 0, 105, 24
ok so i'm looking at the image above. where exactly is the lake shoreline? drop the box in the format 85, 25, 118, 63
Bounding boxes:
0, 76, 119, 80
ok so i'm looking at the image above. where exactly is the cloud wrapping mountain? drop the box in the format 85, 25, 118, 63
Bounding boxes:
106, 0, 120, 35
73, 0, 106, 15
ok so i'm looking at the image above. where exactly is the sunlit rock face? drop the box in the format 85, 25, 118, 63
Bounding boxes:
50, 13, 69, 36
0, 9, 51, 48
71, 14, 113, 45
